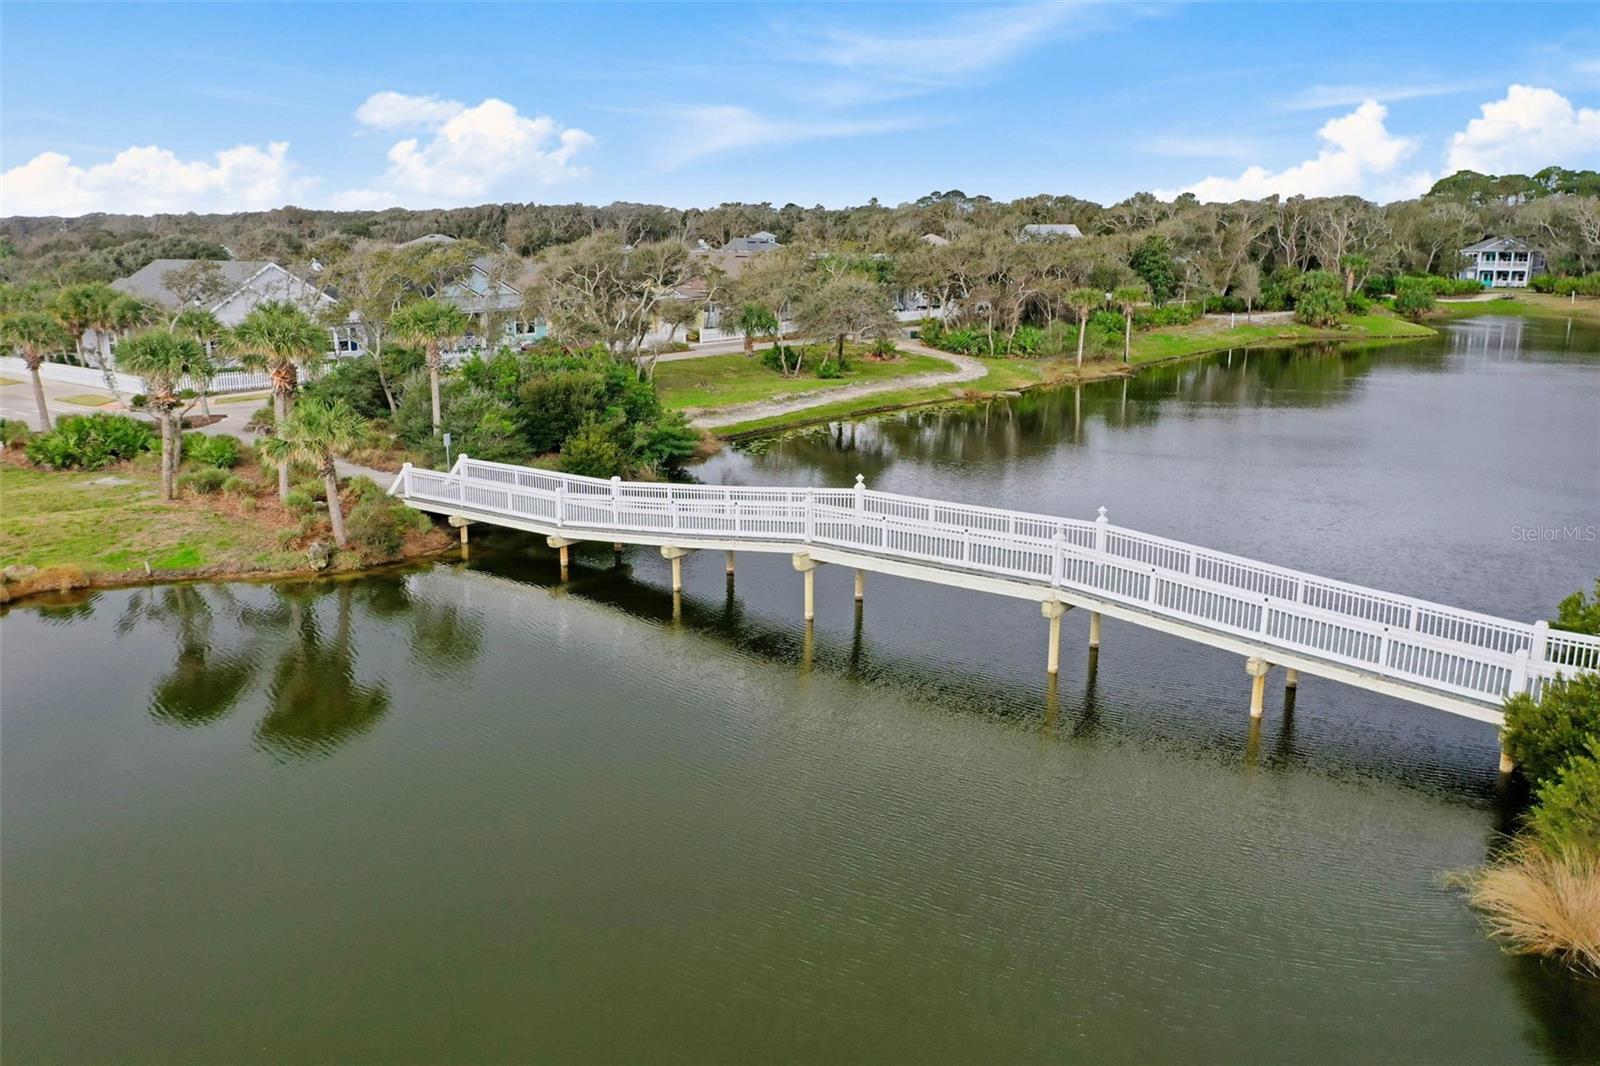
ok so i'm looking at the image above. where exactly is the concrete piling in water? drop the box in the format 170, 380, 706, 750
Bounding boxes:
660, 545, 694, 593
1285, 668, 1299, 690
1089, 611, 1102, 649
854, 569, 865, 603
726, 550, 736, 576
792, 554, 821, 621
1246, 656, 1271, 718
1041, 600, 1068, 675
547, 536, 577, 578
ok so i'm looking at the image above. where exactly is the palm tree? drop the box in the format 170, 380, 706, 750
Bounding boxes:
47, 283, 114, 367
116, 329, 204, 500
173, 308, 224, 416
256, 398, 366, 547
390, 298, 467, 434
228, 301, 330, 501
1112, 285, 1147, 364
1064, 288, 1101, 368
734, 301, 778, 357
0, 310, 72, 429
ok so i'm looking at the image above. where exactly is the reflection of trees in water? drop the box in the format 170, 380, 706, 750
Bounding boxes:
119, 586, 256, 727
127, 576, 485, 759
1503, 952, 1600, 1064
255, 585, 390, 760
728, 338, 1450, 478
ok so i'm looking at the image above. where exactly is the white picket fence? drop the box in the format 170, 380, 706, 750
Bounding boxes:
390, 458, 1599, 711
1, 355, 279, 396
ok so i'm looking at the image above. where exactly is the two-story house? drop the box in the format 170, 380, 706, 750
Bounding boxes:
1458, 237, 1546, 288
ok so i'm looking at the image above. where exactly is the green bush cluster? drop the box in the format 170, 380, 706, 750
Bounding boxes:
1289, 271, 1348, 327
1529, 272, 1600, 296
1393, 278, 1437, 320
343, 488, 434, 560
24, 413, 153, 470
180, 432, 241, 469
394, 344, 697, 477
179, 467, 229, 495
1526, 738, 1600, 854
0, 418, 32, 448
1501, 673, 1598, 788
299, 350, 422, 419
1362, 274, 1481, 299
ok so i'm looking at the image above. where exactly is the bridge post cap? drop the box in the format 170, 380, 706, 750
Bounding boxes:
611, 475, 622, 482
1097, 506, 1108, 520
855, 474, 865, 486
1245, 656, 1271, 677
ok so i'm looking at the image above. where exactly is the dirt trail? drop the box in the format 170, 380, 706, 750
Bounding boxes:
687, 340, 986, 429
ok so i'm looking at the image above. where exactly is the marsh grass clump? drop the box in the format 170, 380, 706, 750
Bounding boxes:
1464, 841, 1600, 974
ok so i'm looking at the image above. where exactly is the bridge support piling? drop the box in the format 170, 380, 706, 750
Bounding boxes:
1499, 746, 1515, 774
726, 550, 736, 576
546, 536, 577, 577
1246, 657, 1271, 718
447, 514, 472, 545
660, 546, 695, 592
1285, 668, 1299, 690
854, 569, 866, 602
1089, 611, 1102, 649
1041, 601, 1068, 674
792, 554, 821, 620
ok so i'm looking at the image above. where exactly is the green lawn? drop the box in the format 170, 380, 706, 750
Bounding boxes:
0, 459, 299, 575
59, 393, 117, 407
0, 376, 22, 387
1128, 312, 1434, 365
1435, 291, 1600, 326
713, 358, 1053, 437
654, 350, 955, 411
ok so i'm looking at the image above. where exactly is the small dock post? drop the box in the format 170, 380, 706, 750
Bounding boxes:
792, 554, 821, 621
1246, 657, 1271, 718
1041, 600, 1068, 674
660, 546, 694, 592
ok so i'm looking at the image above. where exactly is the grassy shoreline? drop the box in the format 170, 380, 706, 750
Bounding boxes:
0, 454, 453, 608
714, 312, 1436, 438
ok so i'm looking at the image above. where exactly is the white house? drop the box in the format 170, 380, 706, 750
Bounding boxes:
1457, 237, 1546, 288
1019, 223, 1083, 242
398, 234, 542, 349
113, 258, 338, 326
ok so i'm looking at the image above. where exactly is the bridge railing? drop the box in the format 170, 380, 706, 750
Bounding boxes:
391, 458, 1600, 705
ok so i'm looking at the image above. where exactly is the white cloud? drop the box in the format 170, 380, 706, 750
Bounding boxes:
1444, 85, 1600, 174
657, 105, 925, 169
1, 142, 309, 216
336, 98, 594, 208
354, 91, 466, 130
1159, 100, 1416, 202
1279, 80, 1481, 111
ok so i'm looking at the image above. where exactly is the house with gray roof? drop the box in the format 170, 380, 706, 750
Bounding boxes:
1457, 236, 1546, 288
398, 234, 541, 348
112, 259, 337, 325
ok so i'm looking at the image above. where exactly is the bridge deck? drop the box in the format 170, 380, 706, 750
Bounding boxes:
391, 457, 1599, 728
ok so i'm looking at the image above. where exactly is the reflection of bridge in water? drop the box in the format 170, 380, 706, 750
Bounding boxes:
392, 457, 1599, 771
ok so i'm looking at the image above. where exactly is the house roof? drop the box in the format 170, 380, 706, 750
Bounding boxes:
920, 233, 950, 246
112, 258, 276, 306
724, 232, 782, 255
1461, 236, 1537, 253
1020, 223, 1083, 240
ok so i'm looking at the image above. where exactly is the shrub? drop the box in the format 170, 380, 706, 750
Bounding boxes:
1131, 303, 1203, 328
221, 474, 251, 495
1344, 291, 1372, 314
179, 467, 228, 495
299, 357, 397, 420
757, 346, 788, 373
1501, 672, 1600, 787
284, 489, 317, 514
1555, 579, 1600, 635
816, 360, 843, 379
244, 403, 277, 432
559, 418, 629, 478
1527, 738, 1600, 855
24, 413, 153, 470
181, 431, 241, 469
0, 418, 31, 448
274, 528, 299, 550
1393, 278, 1436, 320
238, 496, 258, 514
292, 478, 327, 502
345, 500, 404, 558
1292, 285, 1345, 327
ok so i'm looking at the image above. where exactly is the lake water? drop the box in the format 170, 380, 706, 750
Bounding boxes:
4, 313, 1599, 1063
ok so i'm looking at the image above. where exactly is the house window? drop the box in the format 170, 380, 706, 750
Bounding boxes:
1482, 251, 1495, 262
1513, 272, 1525, 282
1514, 252, 1527, 261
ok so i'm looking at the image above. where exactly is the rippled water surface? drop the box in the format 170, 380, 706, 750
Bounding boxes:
4, 314, 1599, 1063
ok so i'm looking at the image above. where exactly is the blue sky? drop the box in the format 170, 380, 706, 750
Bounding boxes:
3, 2, 1598, 216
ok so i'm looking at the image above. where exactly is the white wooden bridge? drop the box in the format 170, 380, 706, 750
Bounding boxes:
391, 457, 1599, 766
